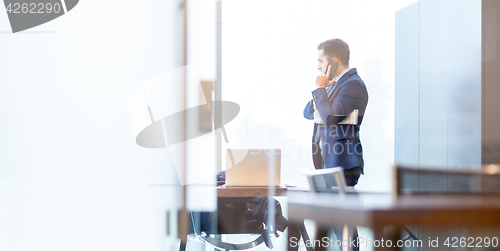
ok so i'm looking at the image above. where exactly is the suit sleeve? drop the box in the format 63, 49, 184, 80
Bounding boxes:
303, 99, 315, 120
312, 80, 362, 127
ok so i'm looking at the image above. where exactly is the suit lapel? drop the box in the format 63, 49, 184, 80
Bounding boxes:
328, 68, 357, 100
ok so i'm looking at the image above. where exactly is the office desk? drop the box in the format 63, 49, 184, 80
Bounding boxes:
217, 186, 288, 197
287, 191, 500, 250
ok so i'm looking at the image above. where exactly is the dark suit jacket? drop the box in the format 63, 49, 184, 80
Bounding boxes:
303, 68, 368, 172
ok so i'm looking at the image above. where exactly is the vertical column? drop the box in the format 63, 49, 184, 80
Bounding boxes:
419, 0, 482, 171
215, 0, 223, 172
483, 0, 500, 164
444, 0, 482, 169
419, 0, 450, 170
178, 0, 188, 245
395, 2, 420, 168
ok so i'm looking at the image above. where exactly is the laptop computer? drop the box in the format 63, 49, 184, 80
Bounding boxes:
225, 149, 281, 187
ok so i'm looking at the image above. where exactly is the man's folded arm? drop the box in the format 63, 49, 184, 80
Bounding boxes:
312, 83, 360, 127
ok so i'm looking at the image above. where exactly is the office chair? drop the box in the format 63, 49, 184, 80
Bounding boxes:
394, 165, 500, 195
180, 197, 282, 251
302, 167, 354, 251
303, 167, 348, 194
393, 165, 500, 251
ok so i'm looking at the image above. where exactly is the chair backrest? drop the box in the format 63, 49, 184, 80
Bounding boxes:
393, 165, 500, 195
303, 167, 347, 194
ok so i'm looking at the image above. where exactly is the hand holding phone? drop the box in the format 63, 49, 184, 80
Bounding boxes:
325, 59, 338, 81
316, 59, 338, 88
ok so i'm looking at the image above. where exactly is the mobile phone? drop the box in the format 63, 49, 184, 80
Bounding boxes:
325, 59, 338, 81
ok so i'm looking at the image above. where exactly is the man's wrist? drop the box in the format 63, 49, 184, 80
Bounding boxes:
313, 86, 326, 92
311, 87, 328, 102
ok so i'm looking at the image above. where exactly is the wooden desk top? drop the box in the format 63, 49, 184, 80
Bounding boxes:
288, 191, 500, 228
217, 186, 288, 197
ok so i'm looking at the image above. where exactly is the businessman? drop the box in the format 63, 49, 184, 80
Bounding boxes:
303, 38, 368, 251
304, 38, 368, 185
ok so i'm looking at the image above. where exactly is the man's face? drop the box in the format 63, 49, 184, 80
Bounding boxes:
317, 49, 331, 73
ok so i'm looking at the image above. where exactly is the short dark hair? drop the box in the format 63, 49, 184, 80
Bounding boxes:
317, 39, 350, 66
